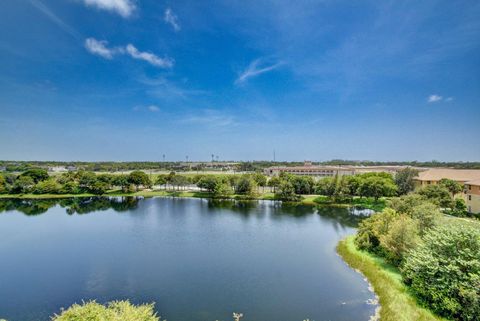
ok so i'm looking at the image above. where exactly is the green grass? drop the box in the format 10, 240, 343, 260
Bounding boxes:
313, 196, 387, 211
337, 236, 446, 321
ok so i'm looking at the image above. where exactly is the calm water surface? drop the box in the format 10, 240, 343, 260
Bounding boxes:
0, 197, 376, 321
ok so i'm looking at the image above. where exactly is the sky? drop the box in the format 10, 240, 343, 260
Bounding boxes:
0, 0, 479, 162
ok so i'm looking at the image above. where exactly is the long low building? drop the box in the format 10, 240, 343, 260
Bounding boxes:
263, 162, 417, 178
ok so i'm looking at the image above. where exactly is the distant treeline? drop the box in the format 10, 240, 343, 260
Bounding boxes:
1, 160, 480, 173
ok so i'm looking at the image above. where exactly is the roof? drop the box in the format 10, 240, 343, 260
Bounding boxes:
465, 179, 480, 186
267, 166, 355, 171
415, 169, 480, 182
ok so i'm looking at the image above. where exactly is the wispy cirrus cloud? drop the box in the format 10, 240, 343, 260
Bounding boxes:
138, 75, 207, 100
125, 44, 174, 68
81, 0, 136, 18
164, 8, 180, 32
235, 58, 282, 85
180, 109, 235, 127
29, 0, 82, 39
84, 38, 173, 68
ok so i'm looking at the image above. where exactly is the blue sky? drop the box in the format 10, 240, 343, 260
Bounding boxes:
0, 0, 479, 161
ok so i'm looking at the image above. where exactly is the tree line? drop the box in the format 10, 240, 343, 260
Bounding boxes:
0, 168, 471, 216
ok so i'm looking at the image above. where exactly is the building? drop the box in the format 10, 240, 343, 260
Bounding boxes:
263, 162, 416, 178
464, 179, 480, 214
264, 164, 356, 178
413, 168, 480, 187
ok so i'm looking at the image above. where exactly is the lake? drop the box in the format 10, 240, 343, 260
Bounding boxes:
0, 197, 376, 321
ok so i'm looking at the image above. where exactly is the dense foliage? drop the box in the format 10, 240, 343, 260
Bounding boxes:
355, 190, 480, 320
51, 300, 159, 321
402, 225, 480, 321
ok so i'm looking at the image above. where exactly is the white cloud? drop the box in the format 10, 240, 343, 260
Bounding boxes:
148, 105, 160, 112
84, 38, 173, 68
427, 94, 443, 103
235, 58, 282, 85
164, 8, 180, 31
445, 97, 454, 102
82, 0, 135, 18
125, 44, 174, 68
85, 38, 115, 59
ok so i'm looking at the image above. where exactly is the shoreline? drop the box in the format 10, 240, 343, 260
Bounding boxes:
336, 236, 445, 321
0, 191, 387, 210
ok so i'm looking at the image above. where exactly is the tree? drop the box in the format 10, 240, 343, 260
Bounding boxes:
409, 202, 441, 235
379, 215, 420, 265
439, 178, 463, 198
12, 175, 35, 193
252, 172, 267, 192
89, 181, 109, 195
197, 176, 218, 193
275, 181, 301, 201
19, 168, 49, 183
155, 175, 168, 189
235, 176, 258, 198
394, 168, 419, 195
291, 176, 315, 195
0, 175, 6, 194
449, 198, 468, 217
402, 224, 480, 320
418, 184, 454, 208
112, 174, 130, 192
315, 177, 336, 197
128, 171, 151, 191
33, 179, 62, 194
355, 208, 398, 252
267, 176, 281, 193
213, 182, 233, 198
357, 176, 397, 200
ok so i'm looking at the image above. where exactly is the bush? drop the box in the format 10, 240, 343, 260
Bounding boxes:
52, 300, 159, 321
379, 215, 420, 265
33, 179, 62, 194
418, 184, 454, 209
402, 224, 480, 320
355, 208, 398, 253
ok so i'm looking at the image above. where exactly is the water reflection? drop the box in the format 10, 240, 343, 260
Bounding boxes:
0, 197, 140, 216
315, 206, 373, 228
0, 197, 374, 224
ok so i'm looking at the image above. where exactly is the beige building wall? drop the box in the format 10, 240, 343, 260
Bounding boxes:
464, 183, 480, 214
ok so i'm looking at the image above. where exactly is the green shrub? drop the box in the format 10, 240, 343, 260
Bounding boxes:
355, 208, 398, 252
379, 215, 420, 265
33, 179, 62, 194
402, 224, 480, 320
52, 300, 159, 321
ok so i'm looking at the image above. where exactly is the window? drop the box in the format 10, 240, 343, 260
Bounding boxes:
468, 195, 472, 201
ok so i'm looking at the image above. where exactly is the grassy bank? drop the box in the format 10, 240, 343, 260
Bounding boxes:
336, 236, 445, 321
